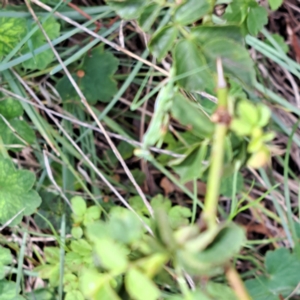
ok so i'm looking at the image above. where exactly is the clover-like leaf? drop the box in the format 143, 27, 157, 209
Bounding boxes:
56, 46, 119, 104
0, 247, 12, 280
21, 17, 60, 70
0, 97, 23, 120
0, 158, 41, 225
0, 17, 27, 59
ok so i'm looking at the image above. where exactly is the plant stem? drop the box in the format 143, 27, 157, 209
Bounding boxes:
203, 59, 229, 229
226, 265, 251, 300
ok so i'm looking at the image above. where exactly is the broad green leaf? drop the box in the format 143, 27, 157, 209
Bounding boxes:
202, 38, 255, 87
137, 253, 169, 278
149, 25, 178, 61
170, 144, 208, 183
246, 5, 268, 36
237, 100, 259, 126
25, 288, 56, 300
0, 17, 26, 58
94, 238, 128, 272
71, 227, 83, 239
105, 0, 146, 19
173, 39, 214, 91
170, 93, 214, 138
151, 194, 172, 212
83, 206, 101, 226
71, 196, 87, 217
94, 283, 121, 300
64, 273, 79, 293
223, 0, 248, 24
206, 282, 238, 300
56, 46, 119, 104
245, 248, 300, 299
173, 0, 211, 25
168, 206, 192, 229
230, 119, 252, 136
108, 208, 143, 244
178, 223, 245, 275
65, 290, 84, 300
0, 98, 23, 119
219, 172, 244, 197
21, 17, 60, 70
70, 239, 92, 256
0, 118, 35, 151
0, 247, 12, 266
125, 268, 160, 300
138, 3, 160, 32
191, 25, 244, 45
268, 0, 283, 10
0, 159, 41, 225
0, 247, 12, 280
0, 280, 21, 300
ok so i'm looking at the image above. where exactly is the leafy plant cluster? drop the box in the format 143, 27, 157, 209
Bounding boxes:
1, 0, 297, 299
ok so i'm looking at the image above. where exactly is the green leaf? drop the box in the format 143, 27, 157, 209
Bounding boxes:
245, 248, 300, 299
192, 25, 244, 45
268, 0, 283, 10
21, 17, 60, 70
0, 17, 27, 59
0, 118, 35, 151
168, 206, 192, 229
149, 25, 178, 62
246, 5, 268, 36
0, 247, 12, 280
0, 98, 23, 119
125, 268, 160, 300
25, 288, 56, 300
70, 239, 92, 256
219, 172, 244, 197
178, 223, 245, 275
171, 144, 207, 183
205, 282, 238, 300
0, 280, 21, 300
71, 196, 87, 218
202, 38, 255, 87
56, 46, 119, 104
223, 0, 248, 25
173, 39, 214, 91
173, 0, 211, 25
170, 93, 214, 138
71, 227, 83, 239
105, 0, 146, 19
265, 33, 288, 54
65, 290, 84, 300
94, 283, 121, 300
151, 194, 172, 212
83, 206, 101, 226
108, 208, 143, 244
138, 3, 161, 32
0, 159, 41, 225
94, 238, 128, 272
